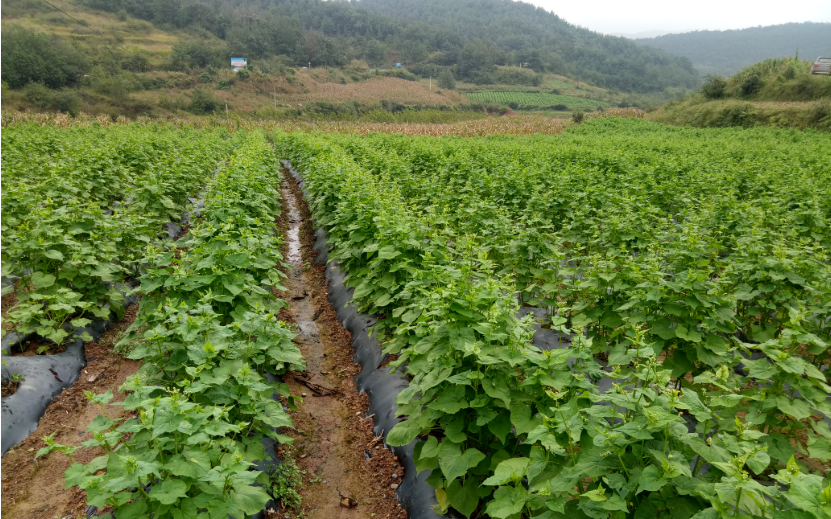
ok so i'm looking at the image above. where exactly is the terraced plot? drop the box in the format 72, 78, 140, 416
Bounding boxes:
467, 91, 608, 110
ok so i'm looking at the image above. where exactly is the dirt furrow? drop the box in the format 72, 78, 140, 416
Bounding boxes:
0, 303, 143, 519
274, 169, 406, 519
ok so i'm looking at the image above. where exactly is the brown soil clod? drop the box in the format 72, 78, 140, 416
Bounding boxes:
277, 168, 406, 519
340, 493, 359, 508
1, 381, 19, 398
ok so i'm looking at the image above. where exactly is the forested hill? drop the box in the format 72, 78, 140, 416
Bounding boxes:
353, 0, 700, 92
636, 22, 831, 76
24, 0, 699, 93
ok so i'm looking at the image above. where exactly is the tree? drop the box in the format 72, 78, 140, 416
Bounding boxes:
457, 39, 502, 81
437, 68, 456, 90
400, 40, 428, 63
363, 40, 387, 65
1, 26, 89, 89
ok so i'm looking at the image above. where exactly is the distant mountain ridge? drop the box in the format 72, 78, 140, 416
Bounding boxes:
353, 0, 700, 92
609, 30, 670, 39
635, 22, 831, 76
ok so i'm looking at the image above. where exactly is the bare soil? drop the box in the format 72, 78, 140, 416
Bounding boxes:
1, 381, 19, 398
10, 339, 67, 356
274, 169, 406, 519
0, 303, 142, 519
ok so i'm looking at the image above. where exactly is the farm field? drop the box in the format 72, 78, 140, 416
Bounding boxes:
277, 119, 831, 519
1, 111, 569, 136
466, 91, 609, 110
2, 117, 830, 519
1, 126, 308, 518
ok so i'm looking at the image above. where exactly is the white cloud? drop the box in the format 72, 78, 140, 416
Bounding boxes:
524, 0, 831, 34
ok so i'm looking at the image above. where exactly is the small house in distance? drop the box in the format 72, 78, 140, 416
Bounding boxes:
231, 57, 247, 71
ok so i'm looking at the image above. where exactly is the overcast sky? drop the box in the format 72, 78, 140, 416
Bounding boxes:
524, 0, 831, 35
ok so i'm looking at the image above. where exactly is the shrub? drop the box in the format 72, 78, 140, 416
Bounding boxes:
53, 89, 80, 116
23, 82, 54, 109
121, 53, 148, 73
717, 103, 758, 128
571, 109, 584, 123
236, 68, 250, 80
379, 68, 418, 81
437, 68, 456, 90
740, 72, 764, 96
199, 66, 216, 83
188, 89, 221, 115
346, 59, 370, 72
553, 104, 568, 110
808, 99, 831, 130
700, 75, 727, 99
87, 68, 138, 103
140, 76, 168, 90
1, 25, 89, 88
218, 78, 237, 90
492, 67, 541, 86
158, 94, 189, 111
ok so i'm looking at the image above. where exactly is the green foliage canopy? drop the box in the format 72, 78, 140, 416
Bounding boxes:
1, 26, 90, 89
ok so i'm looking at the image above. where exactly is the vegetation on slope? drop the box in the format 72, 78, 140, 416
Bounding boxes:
703, 58, 831, 102
648, 57, 831, 130
1, 0, 699, 105
356, 0, 700, 92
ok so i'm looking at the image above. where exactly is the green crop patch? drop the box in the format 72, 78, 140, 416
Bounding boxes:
2, 124, 232, 352
277, 118, 831, 519
466, 91, 608, 110
4, 126, 305, 518
5, 116, 830, 519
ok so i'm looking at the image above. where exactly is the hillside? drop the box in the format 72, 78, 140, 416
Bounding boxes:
0, 0, 695, 118
637, 22, 831, 76
355, 0, 700, 92
647, 57, 831, 130
1, 0, 699, 94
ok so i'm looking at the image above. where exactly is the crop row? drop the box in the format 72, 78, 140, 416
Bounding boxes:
277, 120, 831, 519
2, 124, 234, 351
466, 91, 607, 110
37, 130, 303, 518
2, 110, 571, 136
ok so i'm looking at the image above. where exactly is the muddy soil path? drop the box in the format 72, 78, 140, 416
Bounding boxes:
0, 304, 143, 519
276, 169, 406, 519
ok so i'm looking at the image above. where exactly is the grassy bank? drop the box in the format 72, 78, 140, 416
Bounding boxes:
647, 57, 831, 131
648, 97, 831, 130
